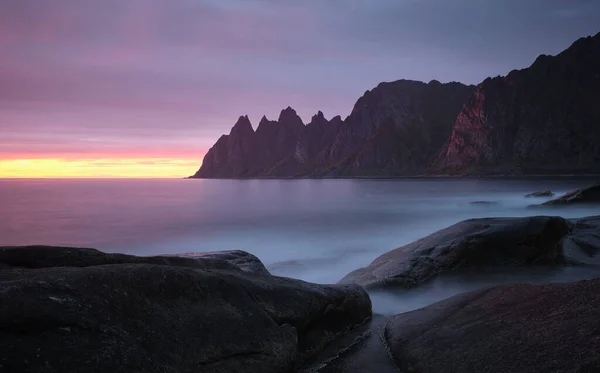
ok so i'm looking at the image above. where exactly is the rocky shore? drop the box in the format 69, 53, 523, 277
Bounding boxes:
2, 195, 600, 372
0, 247, 371, 373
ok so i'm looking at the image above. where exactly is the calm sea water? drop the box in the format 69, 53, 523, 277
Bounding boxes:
2, 178, 599, 313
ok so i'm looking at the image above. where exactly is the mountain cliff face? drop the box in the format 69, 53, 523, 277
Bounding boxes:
433, 32, 600, 175
327, 80, 474, 176
192, 80, 473, 178
193, 32, 600, 178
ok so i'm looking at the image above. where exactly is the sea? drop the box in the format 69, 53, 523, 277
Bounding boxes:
2, 177, 600, 314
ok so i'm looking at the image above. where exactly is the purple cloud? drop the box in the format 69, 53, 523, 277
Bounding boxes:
1, 0, 599, 162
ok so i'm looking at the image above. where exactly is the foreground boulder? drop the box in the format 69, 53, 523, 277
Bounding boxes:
561, 216, 600, 265
339, 216, 575, 289
0, 245, 270, 275
0, 246, 371, 373
541, 184, 600, 206
385, 278, 600, 373
304, 278, 600, 372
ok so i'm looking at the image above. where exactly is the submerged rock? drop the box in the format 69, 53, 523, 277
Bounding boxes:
339, 216, 572, 289
542, 184, 600, 206
0, 246, 371, 373
524, 190, 554, 198
385, 278, 600, 373
469, 200, 500, 205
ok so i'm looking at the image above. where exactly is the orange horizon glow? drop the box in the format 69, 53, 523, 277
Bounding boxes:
0, 157, 203, 178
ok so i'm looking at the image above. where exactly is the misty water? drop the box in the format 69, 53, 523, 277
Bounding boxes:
2, 178, 599, 314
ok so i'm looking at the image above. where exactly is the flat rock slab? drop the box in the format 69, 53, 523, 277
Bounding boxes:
385, 278, 600, 373
0, 245, 270, 275
469, 201, 500, 205
0, 246, 371, 373
339, 216, 571, 289
524, 190, 554, 198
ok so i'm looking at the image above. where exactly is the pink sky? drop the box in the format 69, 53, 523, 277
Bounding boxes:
1, 0, 599, 176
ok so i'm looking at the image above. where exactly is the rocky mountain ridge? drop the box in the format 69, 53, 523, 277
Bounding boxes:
192, 32, 600, 178
193, 80, 474, 178
434, 32, 600, 175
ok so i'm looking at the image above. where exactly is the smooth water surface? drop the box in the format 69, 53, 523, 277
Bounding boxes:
2, 178, 599, 313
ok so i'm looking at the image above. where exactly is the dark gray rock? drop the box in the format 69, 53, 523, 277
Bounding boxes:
385, 278, 600, 373
542, 184, 600, 206
560, 216, 600, 265
524, 190, 555, 198
0, 246, 371, 373
0, 246, 269, 275
469, 200, 500, 205
162, 250, 271, 275
299, 314, 397, 373
339, 216, 571, 289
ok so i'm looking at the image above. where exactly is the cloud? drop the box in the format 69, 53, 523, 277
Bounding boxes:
1, 0, 599, 176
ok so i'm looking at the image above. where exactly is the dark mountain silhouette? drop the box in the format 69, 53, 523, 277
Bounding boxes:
433, 32, 600, 175
192, 80, 473, 178
192, 32, 600, 178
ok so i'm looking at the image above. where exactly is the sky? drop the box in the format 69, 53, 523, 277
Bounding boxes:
1, 0, 599, 177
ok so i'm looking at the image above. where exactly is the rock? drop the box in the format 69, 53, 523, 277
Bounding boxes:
0, 246, 270, 275
542, 184, 600, 206
339, 216, 571, 289
524, 190, 554, 198
433, 32, 600, 175
193, 32, 600, 179
560, 216, 600, 265
0, 246, 371, 373
162, 250, 271, 275
384, 278, 600, 373
469, 200, 500, 205
298, 314, 398, 373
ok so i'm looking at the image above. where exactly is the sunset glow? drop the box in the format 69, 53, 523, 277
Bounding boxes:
2, 1, 599, 178
0, 158, 202, 178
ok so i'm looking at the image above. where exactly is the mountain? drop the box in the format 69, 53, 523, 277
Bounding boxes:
433, 32, 600, 175
326, 80, 474, 176
192, 80, 474, 178
192, 32, 600, 179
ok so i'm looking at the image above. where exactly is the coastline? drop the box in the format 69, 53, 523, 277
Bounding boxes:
187, 174, 600, 180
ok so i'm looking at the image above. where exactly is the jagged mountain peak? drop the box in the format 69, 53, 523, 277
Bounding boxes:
309, 111, 326, 123
278, 106, 303, 125
230, 115, 254, 135
193, 32, 599, 178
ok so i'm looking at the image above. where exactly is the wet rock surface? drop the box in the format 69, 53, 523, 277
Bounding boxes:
469, 200, 500, 205
0, 246, 371, 373
385, 279, 600, 373
302, 277, 600, 372
0, 246, 270, 275
524, 190, 554, 198
339, 216, 574, 289
541, 183, 600, 206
